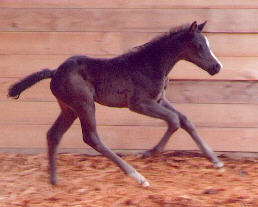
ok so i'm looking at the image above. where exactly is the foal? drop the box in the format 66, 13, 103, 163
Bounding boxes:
9, 21, 223, 187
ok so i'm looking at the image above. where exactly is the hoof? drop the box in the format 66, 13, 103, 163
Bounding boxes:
141, 151, 152, 159
128, 171, 150, 187
213, 162, 224, 169
141, 149, 159, 158
50, 176, 58, 185
142, 180, 150, 187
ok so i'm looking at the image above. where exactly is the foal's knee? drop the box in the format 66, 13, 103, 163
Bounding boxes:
83, 138, 95, 148
179, 114, 193, 129
166, 113, 180, 131
82, 133, 97, 149
83, 134, 106, 153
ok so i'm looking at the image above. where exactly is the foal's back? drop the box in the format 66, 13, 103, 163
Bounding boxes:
50, 55, 142, 108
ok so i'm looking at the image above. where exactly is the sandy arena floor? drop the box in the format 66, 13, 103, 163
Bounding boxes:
0, 152, 258, 207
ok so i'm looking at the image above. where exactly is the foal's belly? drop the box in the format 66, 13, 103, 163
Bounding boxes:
94, 85, 130, 108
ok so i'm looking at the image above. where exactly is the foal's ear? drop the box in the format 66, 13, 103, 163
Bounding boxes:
198, 21, 207, 32
189, 21, 197, 34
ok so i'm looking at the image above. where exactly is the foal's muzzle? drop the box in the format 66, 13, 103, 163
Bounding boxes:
209, 63, 221, 76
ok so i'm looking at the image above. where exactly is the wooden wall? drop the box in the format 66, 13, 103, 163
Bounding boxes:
1, 0, 258, 152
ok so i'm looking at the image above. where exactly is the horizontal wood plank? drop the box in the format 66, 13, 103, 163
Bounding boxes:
1, 55, 258, 81
1, 102, 258, 128
0, 32, 122, 55
0, 9, 257, 33
166, 80, 258, 104
171, 58, 258, 80
0, 32, 257, 57
0, 0, 257, 9
1, 124, 258, 152
3, 79, 258, 104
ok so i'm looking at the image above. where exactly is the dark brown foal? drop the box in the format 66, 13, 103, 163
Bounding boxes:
8, 21, 223, 187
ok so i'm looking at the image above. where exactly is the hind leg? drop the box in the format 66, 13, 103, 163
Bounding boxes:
47, 102, 77, 185
73, 99, 149, 187
51, 73, 149, 186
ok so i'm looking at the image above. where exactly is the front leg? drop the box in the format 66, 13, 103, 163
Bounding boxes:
129, 99, 181, 158
161, 97, 224, 168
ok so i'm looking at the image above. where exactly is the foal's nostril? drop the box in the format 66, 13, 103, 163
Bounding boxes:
214, 63, 221, 73
215, 63, 221, 70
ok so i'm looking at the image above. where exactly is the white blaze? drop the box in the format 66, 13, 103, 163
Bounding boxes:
204, 36, 223, 69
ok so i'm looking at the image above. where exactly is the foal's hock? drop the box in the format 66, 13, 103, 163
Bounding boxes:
8, 21, 223, 187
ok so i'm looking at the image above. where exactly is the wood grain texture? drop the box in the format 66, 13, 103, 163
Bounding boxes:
0, 9, 257, 33
0, 32, 257, 56
166, 80, 258, 104
0, 0, 257, 9
1, 101, 258, 128
0, 0, 257, 153
3, 79, 258, 104
1, 55, 258, 81
1, 124, 258, 152
0, 32, 122, 55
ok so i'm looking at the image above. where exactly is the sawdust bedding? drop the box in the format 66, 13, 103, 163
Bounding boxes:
0, 152, 258, 207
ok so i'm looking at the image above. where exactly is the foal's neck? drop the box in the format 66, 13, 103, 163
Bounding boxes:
158, 36, 186, 77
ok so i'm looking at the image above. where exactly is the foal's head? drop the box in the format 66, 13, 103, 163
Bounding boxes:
182, 21, 223, 75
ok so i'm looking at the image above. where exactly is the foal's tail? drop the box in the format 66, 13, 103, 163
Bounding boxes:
8, 69, 55, 99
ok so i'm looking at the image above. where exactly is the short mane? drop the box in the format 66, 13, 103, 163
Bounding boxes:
115, 23, 191, 60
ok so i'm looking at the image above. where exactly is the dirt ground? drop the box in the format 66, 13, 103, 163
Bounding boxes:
0, 151, 258, 207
